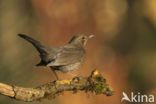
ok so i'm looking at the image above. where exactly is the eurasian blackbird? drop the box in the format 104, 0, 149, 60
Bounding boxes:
18, 34, 94, 80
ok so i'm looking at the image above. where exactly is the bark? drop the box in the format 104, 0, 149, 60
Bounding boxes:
0, 69, 114, 102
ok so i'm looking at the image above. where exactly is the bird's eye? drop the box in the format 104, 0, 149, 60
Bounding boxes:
82, 37, 85, 40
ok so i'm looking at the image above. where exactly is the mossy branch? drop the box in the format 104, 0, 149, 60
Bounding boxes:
0, 69, 114, 102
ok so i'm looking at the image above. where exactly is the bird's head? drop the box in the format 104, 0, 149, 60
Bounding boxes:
68, 34, 94, 48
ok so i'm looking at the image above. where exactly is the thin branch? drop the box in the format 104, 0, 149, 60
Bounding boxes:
0, 69, 114, 102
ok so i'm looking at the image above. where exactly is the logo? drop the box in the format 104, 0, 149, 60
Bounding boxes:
121, 92, 155, 103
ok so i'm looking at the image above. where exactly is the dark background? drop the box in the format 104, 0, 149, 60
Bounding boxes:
0, 0, 156, 104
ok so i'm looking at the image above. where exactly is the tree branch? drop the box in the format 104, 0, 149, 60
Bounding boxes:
0, 69, 114, 102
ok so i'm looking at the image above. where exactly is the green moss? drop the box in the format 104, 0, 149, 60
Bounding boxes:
95, 75, 106, 82
93, 83, 105, 94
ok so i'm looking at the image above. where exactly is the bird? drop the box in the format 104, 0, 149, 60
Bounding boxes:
18, 33, 94, 80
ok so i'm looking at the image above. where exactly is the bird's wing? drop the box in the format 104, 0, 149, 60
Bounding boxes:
47, 47, 85, 66
39, 47, 57, 61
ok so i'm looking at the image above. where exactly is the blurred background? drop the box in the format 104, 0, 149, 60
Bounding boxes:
0, 0, 156, 104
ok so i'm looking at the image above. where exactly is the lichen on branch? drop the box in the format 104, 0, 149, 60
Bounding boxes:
0, 69, 114, 102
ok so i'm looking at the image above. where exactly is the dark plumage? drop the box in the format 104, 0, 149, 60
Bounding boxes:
18, 34, 94, 80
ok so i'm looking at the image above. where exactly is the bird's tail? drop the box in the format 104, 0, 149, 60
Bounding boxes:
18, 34, 47, 54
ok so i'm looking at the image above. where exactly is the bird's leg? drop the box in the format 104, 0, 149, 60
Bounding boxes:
68, 72, 85, 78
51, 69, 59, 80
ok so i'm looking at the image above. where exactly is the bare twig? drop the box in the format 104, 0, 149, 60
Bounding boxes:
0, 69, 114, 102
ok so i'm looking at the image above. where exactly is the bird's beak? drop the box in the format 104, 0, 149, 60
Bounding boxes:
88, 34, 94, 38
